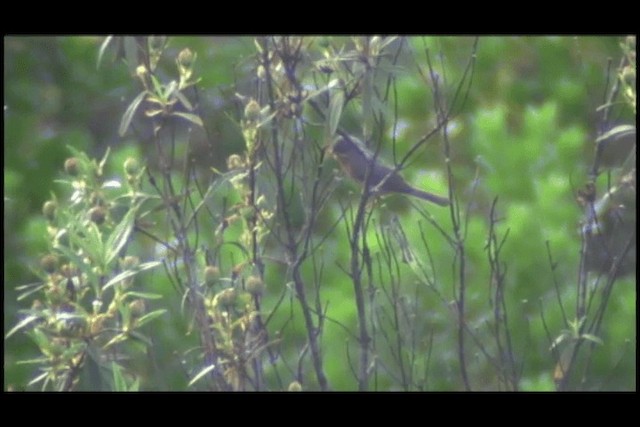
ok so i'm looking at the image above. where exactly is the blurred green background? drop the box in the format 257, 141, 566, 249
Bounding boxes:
4, 36, 635, 391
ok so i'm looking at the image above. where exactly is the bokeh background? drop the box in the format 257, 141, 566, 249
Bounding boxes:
4, 36, 635, 391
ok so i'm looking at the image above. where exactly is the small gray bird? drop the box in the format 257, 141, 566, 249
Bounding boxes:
332, 135, 450, 206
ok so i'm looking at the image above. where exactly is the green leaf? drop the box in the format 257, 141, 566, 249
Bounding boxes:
28, 371, 50, 388
173, 90, 194, 111
581, 333, 604, 346
16, 282, 45, 301
106, 206, 137, 265
150, 75, 164, 99
328, 89, 344, 138
98, 146, 111, 174
550, 332, 569, 351
26, 328, 50, 351
163, 80, 178, 100
378, 36, 399, 51
104, 333, 128, 349
253, 38, 264, 54
127, 330, 153, 346
172, 111, 204, 128
595, 124, 636, 143
16, 356, 50, 366
134, 309, 167, 328
123, 37, 140, 77
102, 261, 161, 291
71, 221, 106, 268
125, 291, 163, 300
54, 312, 85, 321
54, 243, 100, 296
129, 378, 140, 392
97, 36, 114, 70
145, 108, 164, 118
111, 362, 128, 391
306, 78, 340, 102
188, 364, 216, 387
119, 91, 148, 137
5, 315, 41, 339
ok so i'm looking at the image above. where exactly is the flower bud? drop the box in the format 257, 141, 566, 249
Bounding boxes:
244, 99, 261, 122
245, 275, 264, 296
217, 288, 237, 308
64, 157, 80, 176
89, 191, 106, 207
92, 299, 102, 314
121, 256, 140, 270
128, 299, 146, 318
204, 266, 221, 287
287, 381, 302, 392
256, 65, 267, 80
124, 157, 140, 176
177, 48, 195, 69
226, 154, 244, 170
40, 254, 58, 274
136, 65, 148, 80
88, 206, 107, 225
43, 200, 57, 221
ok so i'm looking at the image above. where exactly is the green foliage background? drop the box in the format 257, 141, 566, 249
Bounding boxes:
4, 36, 635, 391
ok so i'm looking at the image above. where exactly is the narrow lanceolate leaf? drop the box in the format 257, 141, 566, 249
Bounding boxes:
5, 315, 41, 339
119, 91, 148, 136
125, 291, 163, 300
172, 111, 204, 128
106, 206, 137, 265
97, 36, 114, 70
98, 146, 112, 173
328, 89, 344, 138
134, 309, 167, 328
581, 333, 604, 346
173, 90, 194, 111
16, 282, 45, 301
123, 37, 140, 77
188, 364, 216, 387
595, 124, 635, 143
102, 261, 161, 291
111, 362, 128, 391
28, 372, 50, 388
104, 333, 128, 349
306, 78, 340, 102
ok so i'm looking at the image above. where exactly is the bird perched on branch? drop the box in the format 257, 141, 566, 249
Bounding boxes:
332, 134, 450, 206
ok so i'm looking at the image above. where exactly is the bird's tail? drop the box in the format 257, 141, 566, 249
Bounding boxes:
408, 188, 450, 206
